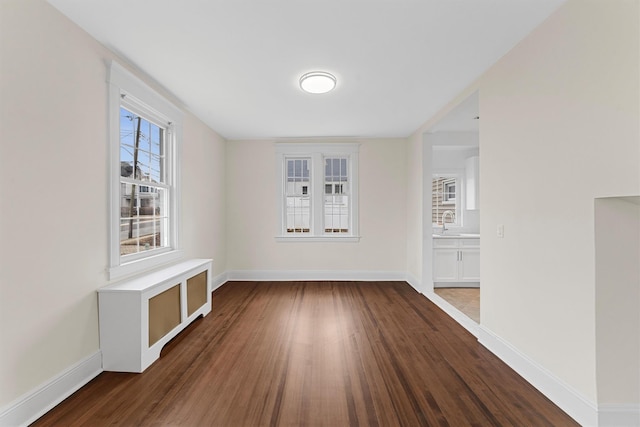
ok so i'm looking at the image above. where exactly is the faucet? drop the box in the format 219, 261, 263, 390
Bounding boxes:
441, 210, 455, 234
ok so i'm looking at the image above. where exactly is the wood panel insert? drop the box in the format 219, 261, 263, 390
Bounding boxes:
148, 284, 181, 347
187, 271, 208, 317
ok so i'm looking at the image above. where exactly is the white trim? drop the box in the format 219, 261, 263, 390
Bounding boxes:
478, 325, 598, 427
598, 404, 640, 427
226, 270, 406, 282
107, 61, 184, 280
275, 236, 360, 243
108, 249, 184, 281
423, 290, 479, 337
211, 271, 228, 292
404, 272, 421, 292
107, 62, 182, 119
275, 142, 360, 155
0, 352, 102, 427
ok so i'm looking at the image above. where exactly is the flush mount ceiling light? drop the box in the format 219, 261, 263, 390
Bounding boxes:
299, 71, 336, 94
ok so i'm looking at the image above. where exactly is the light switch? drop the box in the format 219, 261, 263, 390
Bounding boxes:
497, 224, 504, 238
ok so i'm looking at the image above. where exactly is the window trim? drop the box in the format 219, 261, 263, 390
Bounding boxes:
442, 178, 456, 205
275, 143, 359, 242
107, 61, 183, 280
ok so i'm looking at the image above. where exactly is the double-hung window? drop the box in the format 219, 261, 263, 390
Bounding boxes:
108, 62, 183, 279
276, 143, 359, 241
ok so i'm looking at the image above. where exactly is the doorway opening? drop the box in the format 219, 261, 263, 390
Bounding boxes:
424, 91, 480, 327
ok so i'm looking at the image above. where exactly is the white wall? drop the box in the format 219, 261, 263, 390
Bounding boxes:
0, 0, 227, 409
182, 114, 227, 270
480, 0, 638, 404
226, 139, 407, 276
406, 0, 639, 414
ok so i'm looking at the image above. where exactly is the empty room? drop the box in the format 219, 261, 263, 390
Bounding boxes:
1, 0, 639, 426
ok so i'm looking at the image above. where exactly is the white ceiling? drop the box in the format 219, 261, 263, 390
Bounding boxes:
47, 0, 565, 140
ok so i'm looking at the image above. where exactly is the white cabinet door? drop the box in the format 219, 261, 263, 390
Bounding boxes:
459, 249, 480, 281
433, 249, 459, 281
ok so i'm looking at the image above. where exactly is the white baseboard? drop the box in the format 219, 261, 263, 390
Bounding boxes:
422, 291, 480, 337
0, 351, 102, 427
405, 272, 421, 292
226, 270, 406, 282
211, 271, 228, 292
434, 282, 480, 288
598, 404, 640, 427
478, 326, 598, 427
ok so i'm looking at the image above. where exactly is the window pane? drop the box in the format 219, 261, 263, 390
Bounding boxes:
120, 107, 166, 184
286, 195, 310, 233
325, 157, 348, 183
333, 158, 340, 177
324, 157, 349, 233
120, 182, 169, 255
324, 194, 349, 233
285, 158, 311, 233
287, 158, 310, 183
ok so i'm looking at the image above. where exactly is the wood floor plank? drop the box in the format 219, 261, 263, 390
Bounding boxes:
32, 281, 578, 426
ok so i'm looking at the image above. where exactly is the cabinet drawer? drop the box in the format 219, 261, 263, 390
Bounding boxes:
460, 238, 480, 247
433, 238, 458, 248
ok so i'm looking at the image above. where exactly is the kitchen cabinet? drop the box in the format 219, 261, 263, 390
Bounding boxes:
433, 237, 480, 284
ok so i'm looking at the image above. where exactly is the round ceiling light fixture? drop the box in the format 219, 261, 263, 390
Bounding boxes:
299, 71, 336, 94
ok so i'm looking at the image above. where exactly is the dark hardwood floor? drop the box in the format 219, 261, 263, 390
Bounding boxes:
33, 281, 577, 426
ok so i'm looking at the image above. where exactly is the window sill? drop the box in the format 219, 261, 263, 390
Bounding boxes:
275, 236, 360, 243
108, 249, 184, 281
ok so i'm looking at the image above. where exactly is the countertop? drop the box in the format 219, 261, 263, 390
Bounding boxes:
432, 233, 480, 239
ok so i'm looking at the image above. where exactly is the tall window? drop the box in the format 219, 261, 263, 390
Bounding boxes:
108, 62, 183, 279
276, 143, 359, 241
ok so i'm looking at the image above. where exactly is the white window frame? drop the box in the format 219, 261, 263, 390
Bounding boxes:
442, 178, 456, 205
276, 143, 359, 242
108, 61, 183, 280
